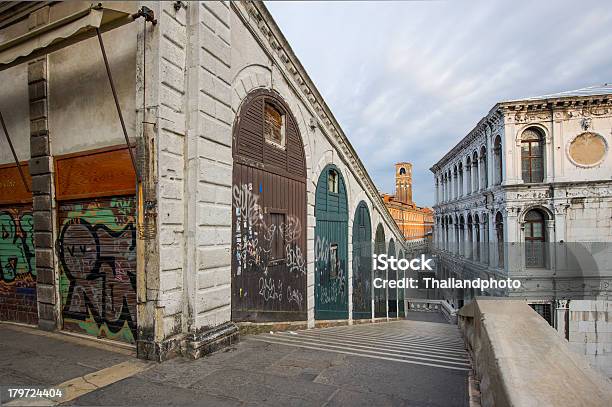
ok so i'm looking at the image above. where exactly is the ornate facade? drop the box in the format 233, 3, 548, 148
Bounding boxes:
430, 84, 612, 376
382, 163, 433, 241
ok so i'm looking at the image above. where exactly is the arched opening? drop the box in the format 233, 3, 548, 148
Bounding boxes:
524, 209, 546, 268
474, 214, 480, 262
493, 136, 503, 185
480, 145, 487, 190
455, 163, 463, 198
465, 157, 471, 195
521, 128, 544, 183
399, 167, 406, 175
459, 215, 465, 256
495, 211, 504, 268
467, 214, 473, 259
472, 151, 479, 192
397, 249, 405, 318
388, 238, 397, 317
231, 89, 307, 322
315, 164, 349, 320
352, 201, 372, 319
374, 224, 386, 318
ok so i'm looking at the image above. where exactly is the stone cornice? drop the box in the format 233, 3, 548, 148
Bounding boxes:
235, 0, 407, 245
430, 107, 503, 173
430, 94, 612, 174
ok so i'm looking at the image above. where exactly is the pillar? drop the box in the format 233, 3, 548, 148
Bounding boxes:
28, 57, 58, 331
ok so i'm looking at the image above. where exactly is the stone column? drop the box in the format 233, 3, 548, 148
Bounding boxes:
28, 57, 58, 331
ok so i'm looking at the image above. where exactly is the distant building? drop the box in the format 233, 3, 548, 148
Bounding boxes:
430, 84, 612, 377
382, 163, 433, 241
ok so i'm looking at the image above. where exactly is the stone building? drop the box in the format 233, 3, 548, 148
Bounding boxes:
0, 1, 409, 361
381, 163, 433, 241
430, 84, 612, 376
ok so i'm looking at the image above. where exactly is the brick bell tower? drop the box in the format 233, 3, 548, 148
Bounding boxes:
395, 162, 413, 204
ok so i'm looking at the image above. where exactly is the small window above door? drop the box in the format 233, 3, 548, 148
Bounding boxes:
328, 169, 339, 193
264, 102, 286, 148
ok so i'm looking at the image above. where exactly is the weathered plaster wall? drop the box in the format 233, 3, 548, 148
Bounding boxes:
48, 22, 138, 155
0, 64, 30, 164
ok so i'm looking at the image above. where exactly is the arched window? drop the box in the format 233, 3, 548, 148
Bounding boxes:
459, 215, 465, 256
524, 209, 546, 268
467, 214, 473, 259
521, 128, 544, 183
480, 145, 487, 190
453, 166, 459, 199
465, 157, 472, 195
493, 136, 503, 185
474, 214, 480, 261
472, 151, 479, 192
399, 167, 406, 175
495, 212, 504, 268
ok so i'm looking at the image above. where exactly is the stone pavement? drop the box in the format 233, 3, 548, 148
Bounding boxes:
0, 317, 469, 407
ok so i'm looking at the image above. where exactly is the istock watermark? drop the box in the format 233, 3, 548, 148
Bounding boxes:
372, 254, 433, 271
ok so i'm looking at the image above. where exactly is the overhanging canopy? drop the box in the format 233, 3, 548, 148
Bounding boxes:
0, 5, 132, 71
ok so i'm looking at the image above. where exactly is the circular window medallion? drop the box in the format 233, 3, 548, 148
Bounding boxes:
567, 132, 607, 167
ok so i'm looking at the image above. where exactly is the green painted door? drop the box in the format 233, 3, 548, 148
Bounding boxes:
374, 224, 386, 318
398, 249, 405, 317
315, 165, 348, 320
352, 201, 371, 319
388, 239, 397, 317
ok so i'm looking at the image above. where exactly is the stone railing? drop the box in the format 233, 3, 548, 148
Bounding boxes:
405, 298, 457, 324
458, 298, 612, 407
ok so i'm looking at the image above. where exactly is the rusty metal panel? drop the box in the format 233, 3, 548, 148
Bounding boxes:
58, 196, 137, 343
352, 201, 371, 319
374, 224, 386, 318
0, 204, 37, 324
232, 89, 307, 322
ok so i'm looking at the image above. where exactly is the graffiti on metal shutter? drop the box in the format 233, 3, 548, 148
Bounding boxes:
58, 197, 136, 343
0, 207, 37, 324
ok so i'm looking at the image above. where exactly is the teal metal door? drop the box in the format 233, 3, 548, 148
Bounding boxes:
315, 165, 348, 320
398, 249, 405, 317
388, 239, 397, 317
374, 224, 386, 318
352, 201, 371, 319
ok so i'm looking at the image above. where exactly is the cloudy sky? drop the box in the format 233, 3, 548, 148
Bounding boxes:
266, 0, 612, 206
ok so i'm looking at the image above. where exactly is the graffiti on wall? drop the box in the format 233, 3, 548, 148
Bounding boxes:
315, 235, 347, 306
58, 197, 137, 343
0, 208, 37, 323
233, 183, 306, 311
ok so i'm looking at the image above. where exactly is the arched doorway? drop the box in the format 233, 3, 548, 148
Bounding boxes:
388, 239, 397, 317
231, 89, 307, 322
398, 249, 405, 318
352, 201, 372, 320
315, 165, 348, 320
495, 211, 504, 268
374, 224, 386, 318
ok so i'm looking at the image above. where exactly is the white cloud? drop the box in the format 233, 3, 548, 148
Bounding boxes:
266, 0, 612, 206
